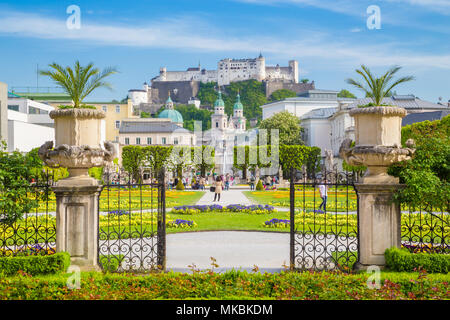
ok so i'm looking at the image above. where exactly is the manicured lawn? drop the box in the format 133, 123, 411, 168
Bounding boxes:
1, 269, 449, 300
243, 189, 358, 211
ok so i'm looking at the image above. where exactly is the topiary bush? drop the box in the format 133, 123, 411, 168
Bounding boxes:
255, 180, 264, 191
176, 179, 185, 190
0, 252, 70, 276
385, 247, 450, 273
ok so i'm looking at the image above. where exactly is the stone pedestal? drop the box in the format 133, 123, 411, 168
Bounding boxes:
53, 184, 102, 271
353, 183, 403, 270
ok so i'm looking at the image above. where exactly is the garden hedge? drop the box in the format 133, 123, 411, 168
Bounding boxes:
0, 252, 70, 276
0, 269, 449, 300
385, 247, 450, 273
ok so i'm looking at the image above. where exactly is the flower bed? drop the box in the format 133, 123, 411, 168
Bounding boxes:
263, 218, 290, 228
402, 243, 450, 254
167, 219, 197, 229
172, 204, 276, 215
0, 244, 56, 257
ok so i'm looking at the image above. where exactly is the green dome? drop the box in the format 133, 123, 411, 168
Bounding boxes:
158, 109, 183, 124
233, 94, 243, 110
214, 91, 225, 107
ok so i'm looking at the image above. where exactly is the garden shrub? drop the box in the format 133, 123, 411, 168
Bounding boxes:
1, 269, 449, 300
255, 180, 264, 191
0, 252, 70, 276
99, 254, 124, 272
176, 179, 185, 190
385, 247, 450, 273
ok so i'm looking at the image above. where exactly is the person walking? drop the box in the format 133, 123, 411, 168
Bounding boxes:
225, 175, 230, 191
199, 176, 205, 190
213, 176, 223, 202
249, 175, 255, 190
318, 179, 328, 212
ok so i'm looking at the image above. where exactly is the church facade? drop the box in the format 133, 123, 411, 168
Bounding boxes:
200, 91, 252, 175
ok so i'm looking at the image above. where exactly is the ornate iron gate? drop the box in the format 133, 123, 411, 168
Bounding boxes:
290, 168, 359, 271
98, 168, 166, 272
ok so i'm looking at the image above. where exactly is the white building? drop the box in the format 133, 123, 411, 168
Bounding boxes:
150, 54, 298, 87
6, 94, 55, 153
260, 89, 355, 121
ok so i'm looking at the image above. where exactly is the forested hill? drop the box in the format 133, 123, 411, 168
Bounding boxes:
196, 80, 298, 123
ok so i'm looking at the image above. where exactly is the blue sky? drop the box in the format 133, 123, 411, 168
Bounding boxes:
0, 0, 449, 102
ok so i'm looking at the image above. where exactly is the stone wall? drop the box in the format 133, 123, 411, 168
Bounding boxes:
264, 81, 316, 98
150, 80, 200, 104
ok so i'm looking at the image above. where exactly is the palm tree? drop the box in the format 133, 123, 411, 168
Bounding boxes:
346, 65, 414, 106
40, 61, 118, 108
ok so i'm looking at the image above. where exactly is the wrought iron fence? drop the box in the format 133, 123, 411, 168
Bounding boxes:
401, 205, 450, 254
290, 168, 359, 271
0, 175, 56, 257
98, 168, 166, 273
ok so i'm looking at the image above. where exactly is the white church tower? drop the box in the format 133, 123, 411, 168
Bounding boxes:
211, 90, 228, 130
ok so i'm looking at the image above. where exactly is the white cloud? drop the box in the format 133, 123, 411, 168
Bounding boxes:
0, 10, 449, 70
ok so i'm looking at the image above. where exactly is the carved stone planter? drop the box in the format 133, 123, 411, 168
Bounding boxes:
340, 106, 414, 184
38, 108, 115, 186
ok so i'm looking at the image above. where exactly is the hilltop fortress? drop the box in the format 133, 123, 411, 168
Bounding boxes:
154, 54, 298, 86
129, 55, 314, 109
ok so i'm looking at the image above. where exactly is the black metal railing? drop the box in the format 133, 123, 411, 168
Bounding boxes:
401, 205, 450, 254
0, 175, 56, 257
290, 168, 359, 271
97, 168, 166, 273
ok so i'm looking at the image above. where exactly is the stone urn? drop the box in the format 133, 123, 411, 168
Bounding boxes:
38, 108, 115, 186
339, 106, 415, 184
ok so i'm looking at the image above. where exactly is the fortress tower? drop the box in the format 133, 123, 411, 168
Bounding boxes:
255, 53, 266, 82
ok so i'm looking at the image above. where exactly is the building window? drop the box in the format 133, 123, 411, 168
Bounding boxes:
136, 137, 141, 145
161, 137, 167, 145
115, 136, 119, 142
147, 137, 152, 145
124, 137, 130, 145
8, 105, 19, 111
174, 137, 179, 145
102, 106, 107, 112
115, 120, 120, 129
216, 122, 219, 128
116, 105, 121, 113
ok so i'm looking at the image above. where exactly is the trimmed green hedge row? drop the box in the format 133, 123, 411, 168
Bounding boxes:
0, 252, 70, 276
385, 247, 450, 273
0, 270, 449, 300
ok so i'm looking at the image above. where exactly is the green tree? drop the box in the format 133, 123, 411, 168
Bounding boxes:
192, 146, 215, 176
346, 65, 414, 106
259, 111, 303, 145
270, 89, 297, 102
122, 146, 145, 183
0, 141, 44, 224
279, 145, 321, 175
337, 89, 357, 98
197, 82, 218, 106
40, 61, 118, 108
300, 79, 309, 83
389, 116, 449, 210
145, 146, 173, 176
